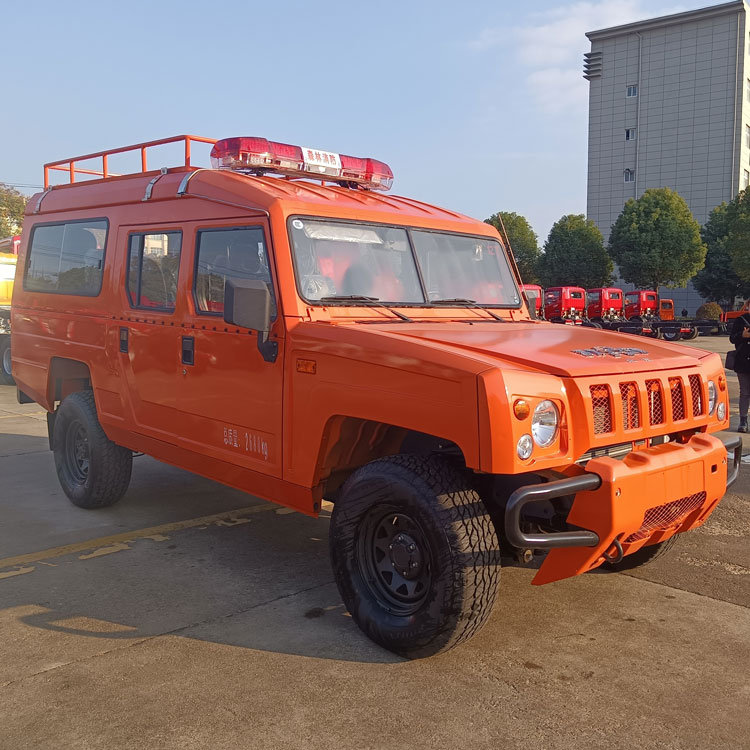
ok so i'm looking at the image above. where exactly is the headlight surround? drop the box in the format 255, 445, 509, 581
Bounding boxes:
707, 380, 717, 415
531, 400, 559, 447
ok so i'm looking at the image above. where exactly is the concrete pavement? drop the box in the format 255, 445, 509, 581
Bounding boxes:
1, 336, 748, 749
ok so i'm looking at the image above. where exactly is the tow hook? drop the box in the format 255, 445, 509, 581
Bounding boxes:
602, 537, 624, 564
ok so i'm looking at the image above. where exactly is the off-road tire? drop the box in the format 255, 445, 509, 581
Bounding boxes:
53, 391, 132, 508
0, 338, 13, 385
329, 454, 501, 659
603, 535, 680, 572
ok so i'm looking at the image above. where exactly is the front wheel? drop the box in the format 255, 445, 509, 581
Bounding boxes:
53, 391, 132, 508
330, 455, 501, 658
0, 337, 13, 385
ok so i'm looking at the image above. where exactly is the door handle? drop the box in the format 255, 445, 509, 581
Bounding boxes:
181, 336, 194, 366
119, 327, 129, 353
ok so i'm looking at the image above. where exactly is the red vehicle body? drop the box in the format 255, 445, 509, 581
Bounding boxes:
544, 286, 586, 324
587, 288, 624, 321
625, 290, 658, 319
520, 284, 542, 316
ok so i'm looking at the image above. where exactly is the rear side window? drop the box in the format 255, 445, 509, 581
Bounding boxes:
194, 226, 276, 317
25, 219, 108, 295
570, 291, 583, 299
127, 232, 182, 311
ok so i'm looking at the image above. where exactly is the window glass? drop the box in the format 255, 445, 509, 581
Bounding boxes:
545, 290, 561, 302
25, 220, 107, 295
411, 231, 519, 305
610, 291, 621, 299
195, 227, 276, 316
289, 219, 423, 303
570, 291, 583, 299
588, 291, 601, 302
646, 294, 657, 301
127, 232, 182, 310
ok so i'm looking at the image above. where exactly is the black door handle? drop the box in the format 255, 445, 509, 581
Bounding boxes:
181, 336, 194, 366
119, 327, 129, 353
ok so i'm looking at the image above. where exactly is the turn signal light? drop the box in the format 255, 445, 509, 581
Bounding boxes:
513, 399, 531, 420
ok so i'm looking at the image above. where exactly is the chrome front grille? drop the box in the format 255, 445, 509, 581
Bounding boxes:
669, 377, 685, 421
590, 385, 613, 434
689, 375, 704, 416
620, 382, 641, 429
591, 374, 706, 433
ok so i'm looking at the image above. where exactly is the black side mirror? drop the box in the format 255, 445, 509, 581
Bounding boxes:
523, 292, 538, 320
224, 278, 272, 333
223, 279, 277, 363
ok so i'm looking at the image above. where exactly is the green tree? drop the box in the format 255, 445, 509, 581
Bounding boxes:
693, 202, 750, 307
608, 187, 706, 291
485, 211, 540, 283
0, 183, 28, 237
724, 189, 750, 282
537, 214, 612, 288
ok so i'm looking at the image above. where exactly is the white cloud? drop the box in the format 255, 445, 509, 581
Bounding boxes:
471, 0, 689, 114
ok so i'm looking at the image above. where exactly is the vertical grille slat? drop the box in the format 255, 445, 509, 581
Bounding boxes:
669, 377, 685, 421
689, 375, 704, 416
645, 379, 664, 425
590, 385, 613, 434
619, 382, 640, 429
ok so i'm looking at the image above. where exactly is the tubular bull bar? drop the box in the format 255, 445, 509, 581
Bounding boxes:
504, 434, 742, 585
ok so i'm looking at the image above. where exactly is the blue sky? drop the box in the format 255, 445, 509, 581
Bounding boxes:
3, 0, 714, 241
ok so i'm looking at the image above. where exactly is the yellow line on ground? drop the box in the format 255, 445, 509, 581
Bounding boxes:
0, 412, 46, 419
0, 503, 275, 570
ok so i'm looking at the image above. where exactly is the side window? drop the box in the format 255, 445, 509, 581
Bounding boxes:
127, 232, 182, 310
194, 227, 276, 317
25, 219, 108, 295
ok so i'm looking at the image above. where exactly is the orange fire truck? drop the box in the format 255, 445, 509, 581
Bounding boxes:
10, 135, 741, 658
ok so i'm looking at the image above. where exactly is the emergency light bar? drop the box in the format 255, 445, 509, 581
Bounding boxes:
209, 137, 394, 191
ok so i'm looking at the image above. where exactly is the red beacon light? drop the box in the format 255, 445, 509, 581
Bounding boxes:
210, 137, 393, 191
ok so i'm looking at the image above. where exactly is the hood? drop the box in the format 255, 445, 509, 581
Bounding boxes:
382, 321, 707, 377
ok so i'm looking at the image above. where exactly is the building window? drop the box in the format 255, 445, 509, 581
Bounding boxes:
624, 169, 635, 183
625, 128, 637, 141
626, 84, 638, 97
747, 79, 750, 103
746, 125, 750, 149
744, 170, 749, 189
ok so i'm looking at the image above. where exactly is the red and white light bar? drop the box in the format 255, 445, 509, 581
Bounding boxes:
209, 137, 393, 191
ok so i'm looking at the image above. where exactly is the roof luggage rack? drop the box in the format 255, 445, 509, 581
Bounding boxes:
43, 134, 217, 188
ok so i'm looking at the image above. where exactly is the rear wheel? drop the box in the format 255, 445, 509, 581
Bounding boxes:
603, 535, 679, 572
682, 328, 699, 340
53, 391, 132, 508
330, 455, 501, 658
662, 329, 681, 341
0, 337, 13, 385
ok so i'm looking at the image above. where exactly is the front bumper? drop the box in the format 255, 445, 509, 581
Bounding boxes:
505, 434, 742, 585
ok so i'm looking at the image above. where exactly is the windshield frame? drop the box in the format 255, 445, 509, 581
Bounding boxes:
287, 215, 523, 310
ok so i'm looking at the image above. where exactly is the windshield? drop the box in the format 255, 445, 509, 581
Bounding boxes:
289, 218, 520, 307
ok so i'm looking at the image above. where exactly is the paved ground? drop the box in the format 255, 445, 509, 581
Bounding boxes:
1, 335, 748, 749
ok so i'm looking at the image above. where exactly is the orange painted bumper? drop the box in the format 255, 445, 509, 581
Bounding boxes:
528, 434, 739, 585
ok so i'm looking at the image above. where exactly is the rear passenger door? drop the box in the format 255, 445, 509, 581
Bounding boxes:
117, 226, 186, 439
177, 222, 284, 479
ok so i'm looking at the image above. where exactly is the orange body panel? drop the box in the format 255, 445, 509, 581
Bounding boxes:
10, 146, 735, 583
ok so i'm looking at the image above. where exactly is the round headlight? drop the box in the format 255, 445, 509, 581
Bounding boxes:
532, 400, 559, 447
517, 434, 533, 460
717, 401, 726, 421
707, 380, 717, 415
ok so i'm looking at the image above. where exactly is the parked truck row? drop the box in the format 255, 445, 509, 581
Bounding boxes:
521, 284, 727, 340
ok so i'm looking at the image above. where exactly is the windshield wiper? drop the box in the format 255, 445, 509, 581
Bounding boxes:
319, 295, 413, 322
431, 298, 504, 322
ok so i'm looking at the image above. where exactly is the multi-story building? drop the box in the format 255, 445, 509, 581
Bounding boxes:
585, 1, 750, 311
